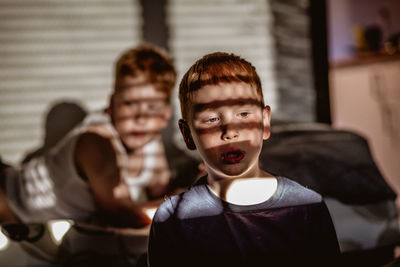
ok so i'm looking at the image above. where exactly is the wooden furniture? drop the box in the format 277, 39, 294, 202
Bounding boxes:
329, 54, 400, 195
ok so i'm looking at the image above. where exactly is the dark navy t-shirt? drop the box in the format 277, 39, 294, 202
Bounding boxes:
148, 176, 340, 267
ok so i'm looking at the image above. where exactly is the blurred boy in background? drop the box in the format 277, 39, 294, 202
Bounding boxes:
0, 44, 176, 229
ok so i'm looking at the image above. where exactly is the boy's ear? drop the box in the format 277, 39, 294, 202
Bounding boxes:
262, 105, 271, 140
178, 119, 196, 150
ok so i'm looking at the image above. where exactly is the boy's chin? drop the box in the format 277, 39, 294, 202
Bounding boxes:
214, 164, 252, 178
122, 135, 154, 150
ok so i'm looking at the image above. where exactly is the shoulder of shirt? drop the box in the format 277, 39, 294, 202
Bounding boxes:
153, 192, 184, 223
153, 181, 217, 222
275, 176, 324, 207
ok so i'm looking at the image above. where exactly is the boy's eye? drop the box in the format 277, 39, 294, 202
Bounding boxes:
123, 100, 135, 106
148, 104, 160, 112
206, 117, 219, 123
238, 112, 249, 118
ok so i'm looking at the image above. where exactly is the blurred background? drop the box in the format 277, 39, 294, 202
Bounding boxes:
0, 0, 400, 265
327, 0, 400, 197
0, 0, 399, 197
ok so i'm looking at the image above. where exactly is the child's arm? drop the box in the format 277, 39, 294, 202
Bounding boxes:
74, 132, 151, 228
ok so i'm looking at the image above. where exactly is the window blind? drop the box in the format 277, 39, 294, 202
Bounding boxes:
0, 0, 142, 165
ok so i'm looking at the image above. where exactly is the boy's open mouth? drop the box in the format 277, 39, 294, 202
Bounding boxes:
131, 131, 146, 137
222, 149, 245, 164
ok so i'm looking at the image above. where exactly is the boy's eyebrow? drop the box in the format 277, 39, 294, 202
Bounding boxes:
116, 96, 167, 102
193, 98, 263, 113
194, 121, 264, 134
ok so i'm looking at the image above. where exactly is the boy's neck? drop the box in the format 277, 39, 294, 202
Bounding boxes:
206, 170, 278, 205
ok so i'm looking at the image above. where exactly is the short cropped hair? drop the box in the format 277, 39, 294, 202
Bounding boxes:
179, 52, 264, 121
114, 44, 176, 101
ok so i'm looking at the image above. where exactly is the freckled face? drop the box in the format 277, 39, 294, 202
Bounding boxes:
110, 76, 171, 151
186, 82, 270, 178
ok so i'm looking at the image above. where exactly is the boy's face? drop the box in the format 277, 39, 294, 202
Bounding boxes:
109, 75, 171, 151
180, 82, 270, 178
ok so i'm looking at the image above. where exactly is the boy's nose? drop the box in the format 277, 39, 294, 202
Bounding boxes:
133, 103, 148, 117
135, 115, 147, 125
132, 108, 147, 125
221, 124, 239, 141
